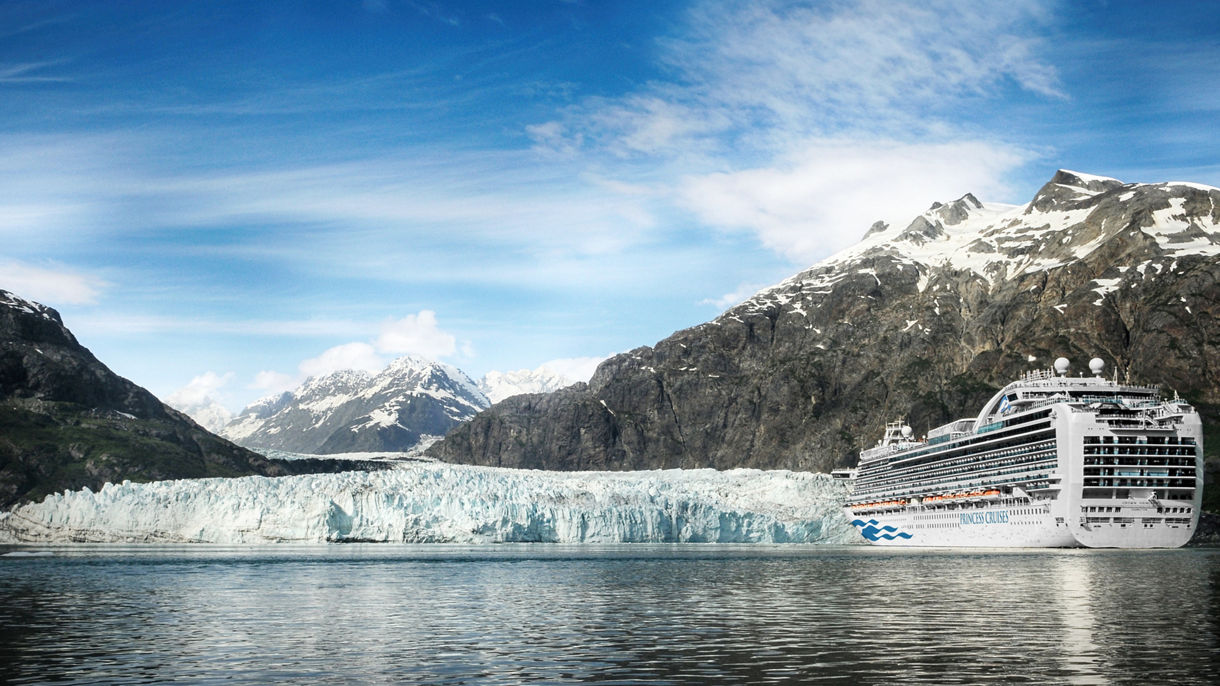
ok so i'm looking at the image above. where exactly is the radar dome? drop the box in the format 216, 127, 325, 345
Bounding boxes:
1089, 358, 1105, 376
901, 425, 913, 438
1054, 357, 1071, 376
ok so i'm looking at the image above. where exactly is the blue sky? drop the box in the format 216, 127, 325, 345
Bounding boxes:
3, 0, 1219, 413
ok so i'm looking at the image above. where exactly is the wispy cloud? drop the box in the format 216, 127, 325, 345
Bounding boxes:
166, 371, 233, 408
538, 356, 610, 384
680, 139, 1031, 261
0, 132, 658, 253
0, 60, 73, 84
67, 313, 374, 338
532, 0, 1060, 262
0, 259, 107, 305
701, 282, 769, 311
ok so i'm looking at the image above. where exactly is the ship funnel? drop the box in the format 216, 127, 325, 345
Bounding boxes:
1089, 357, 1105, 377
1054, 357, 1070, 376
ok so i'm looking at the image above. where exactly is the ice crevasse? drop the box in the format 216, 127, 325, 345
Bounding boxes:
0, 462, 857, 544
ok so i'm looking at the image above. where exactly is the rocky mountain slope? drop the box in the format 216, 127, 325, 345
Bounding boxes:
222, 356, 489, 454
0, 290, 382, 508
429, 170, 1220, 499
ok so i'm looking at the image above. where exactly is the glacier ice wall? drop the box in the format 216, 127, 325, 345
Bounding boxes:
0, 463, 856, 544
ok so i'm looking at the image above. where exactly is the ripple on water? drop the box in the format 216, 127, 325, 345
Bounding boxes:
0, 546, 1218, 684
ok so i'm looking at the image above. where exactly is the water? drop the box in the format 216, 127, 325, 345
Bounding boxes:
1, 545, 1217, 685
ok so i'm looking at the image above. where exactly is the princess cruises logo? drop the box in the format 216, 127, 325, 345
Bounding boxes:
850, 518, 914, 541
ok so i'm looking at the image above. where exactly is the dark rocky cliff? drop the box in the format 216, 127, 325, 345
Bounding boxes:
0, 290, 380, 507
429, 171, 1220, 503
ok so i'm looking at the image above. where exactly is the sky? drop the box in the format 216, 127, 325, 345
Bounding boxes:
3, 0, 1220, 414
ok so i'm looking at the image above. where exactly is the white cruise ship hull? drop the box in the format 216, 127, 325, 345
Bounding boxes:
843, 363, 1203, 549
844, 500, 1196, 548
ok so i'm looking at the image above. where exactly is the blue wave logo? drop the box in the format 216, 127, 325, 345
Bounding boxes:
851, 518, 914, 542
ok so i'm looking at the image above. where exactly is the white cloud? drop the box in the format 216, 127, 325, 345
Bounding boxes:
701, 282, 769, 311
166, 371, 233, 408
525, 0, 1059, 266
283, 309, 464, 384
0, 259, 107, 305
539, 356, 609, 384
374, 310, 457, 358
549, 0, 1060, 163
298, 342, 385, 378
250, 370, 297, 395
678, 138, 1030, 263
165, 371, 235, 431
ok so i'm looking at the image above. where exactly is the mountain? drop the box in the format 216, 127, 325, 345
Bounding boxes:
478, 366, 579, 403
428, 171, 1220, 502
0, 290, 381, 508
222, 356, 489, 454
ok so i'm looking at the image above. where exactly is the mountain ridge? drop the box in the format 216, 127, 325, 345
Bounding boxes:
220, 355, 490, 454
428, 170, 1220, 496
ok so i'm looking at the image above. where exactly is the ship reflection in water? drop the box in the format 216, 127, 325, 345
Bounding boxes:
1, 545, 1217, 684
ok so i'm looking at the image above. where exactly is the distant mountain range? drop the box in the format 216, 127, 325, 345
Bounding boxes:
207, 360, 579, 454
5, 169, 1218, 515
0, 290, 382, 507
477, 365, 579, 403
428, 169, 1220, 507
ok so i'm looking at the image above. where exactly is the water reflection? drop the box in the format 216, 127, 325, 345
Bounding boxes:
1055, 552, 1103, 684
0, 545, 1217, 684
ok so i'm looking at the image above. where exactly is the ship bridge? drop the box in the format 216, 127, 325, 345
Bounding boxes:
972, 358, 1159, 433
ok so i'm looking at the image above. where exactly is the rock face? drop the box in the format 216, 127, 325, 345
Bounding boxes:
430, 170, 1220, 490
222, 356, 489, 454
0, 290, 327, 508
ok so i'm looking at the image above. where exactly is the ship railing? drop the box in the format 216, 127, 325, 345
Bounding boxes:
860, 441, 925, 461
856, 449, 1057, 485
1019, 369, 1058, 382
853, 463, 1060, 499
1148, 403, 1195, 419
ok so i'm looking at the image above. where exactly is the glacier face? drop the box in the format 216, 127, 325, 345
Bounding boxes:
0, 463, 856, 545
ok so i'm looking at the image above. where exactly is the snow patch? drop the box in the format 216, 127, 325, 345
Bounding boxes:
1091, 277, 1123, 306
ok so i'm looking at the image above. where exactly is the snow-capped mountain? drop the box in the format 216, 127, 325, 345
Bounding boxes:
432, 170, 1220, 477
477, 365, 579, 403
222, 356, 489, 454
748, 169, 1220, 308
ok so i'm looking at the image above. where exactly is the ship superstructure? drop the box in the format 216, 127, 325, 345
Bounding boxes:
844, 358, 1202, 547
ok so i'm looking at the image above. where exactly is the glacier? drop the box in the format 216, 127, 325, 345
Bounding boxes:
0, 462, 858, 545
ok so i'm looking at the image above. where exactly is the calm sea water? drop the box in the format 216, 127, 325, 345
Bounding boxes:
1, 545, 1217, 685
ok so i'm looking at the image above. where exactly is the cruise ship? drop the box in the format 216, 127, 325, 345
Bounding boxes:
844, 357, 1203, 547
